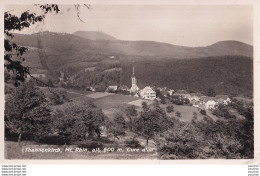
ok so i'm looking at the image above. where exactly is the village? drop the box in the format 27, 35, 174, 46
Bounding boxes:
104, 66, 231, 112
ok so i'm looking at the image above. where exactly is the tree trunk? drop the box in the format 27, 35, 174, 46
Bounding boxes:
18, 131, 22, 146
113, 136, 116, 145
146, 137, 149, 147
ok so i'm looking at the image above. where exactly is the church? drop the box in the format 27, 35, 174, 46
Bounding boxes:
129, 66, 139, 94
128, 66, 156, 100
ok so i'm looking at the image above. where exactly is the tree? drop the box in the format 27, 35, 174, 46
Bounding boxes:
141, 101, 149, 111
106, 113, 127, 145
200, 109, 207, 115
175, 111, 182, 117
192, 112, 198, 121
5, 82, 50, 145
4, 5, 90, 86
125, 105, 138, 117
4, 5, 60, 86
125, 105, 138, 130
49, 90, 70, 105
133, 107, 170, 146
207, 88, 216, 97
166, 105, 174, 113
52, 102, 106, 144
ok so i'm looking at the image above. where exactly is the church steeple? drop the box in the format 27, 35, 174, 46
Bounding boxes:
130, 65, 139, 93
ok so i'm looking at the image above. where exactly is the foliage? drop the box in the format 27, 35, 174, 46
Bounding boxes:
175, 111, 182, 117
192, 112, 198, 121
166, 105, 174, 113
212, 104, 235, 119
200, 109, 206, 115
49, 90, 70, 105
157, 117, 254, 159
141, 101, 149, 111
207, 88, 216, 97
4, 5, 59, 86
125, 138, 142, 148
132, 106, 171, 146
229, 98, 253, 120
155, 89, 166, 104
5, 82, 50, 144
169, 95, 190, 105
116, 89, 130, 95
51, 102, 106, 144
106, 113, 127, 144
125, 105, 138, 117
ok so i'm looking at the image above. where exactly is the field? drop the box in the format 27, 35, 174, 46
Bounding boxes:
160, 104, 205, 121
93, 94, 139, 119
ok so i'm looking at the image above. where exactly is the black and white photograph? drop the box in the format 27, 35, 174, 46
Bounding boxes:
3, 4, 254, 160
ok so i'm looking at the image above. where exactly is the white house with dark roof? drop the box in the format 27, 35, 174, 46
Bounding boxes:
106, 86, 118, 93
139, 86, 156, 100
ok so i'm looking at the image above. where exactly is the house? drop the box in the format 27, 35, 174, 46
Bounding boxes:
192, 102, 200, 108
215, 95, 231, 105
119, 85, 129, 91
106, 86, 118, 93
167, 89, 175, 96
189, 93, 203, 102
174, 90, 191, 99
139, 86, 156, 100
205, 100, 218, 109
159, 87, 175, 97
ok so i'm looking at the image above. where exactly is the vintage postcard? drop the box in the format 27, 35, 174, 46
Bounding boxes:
1, 0, 259, 164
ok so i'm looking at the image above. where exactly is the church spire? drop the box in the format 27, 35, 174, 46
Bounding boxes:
133, 66, 135, 77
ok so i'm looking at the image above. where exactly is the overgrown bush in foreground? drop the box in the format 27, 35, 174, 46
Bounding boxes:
5, 82, 51, 145
157, 116, 254, 159
51, 101, 106, 144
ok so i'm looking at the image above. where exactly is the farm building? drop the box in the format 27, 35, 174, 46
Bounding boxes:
139, 86, 156, 100
205, 100, 218, 109
189, 93, 203, 102
215, 95, 231, 105
174, 90, 191, 99
106, 86, 118, 93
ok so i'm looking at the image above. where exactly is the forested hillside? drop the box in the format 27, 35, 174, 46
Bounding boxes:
8, 31, 253, 97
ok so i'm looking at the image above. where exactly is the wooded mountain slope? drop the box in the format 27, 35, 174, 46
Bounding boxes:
9, 31, 253, 97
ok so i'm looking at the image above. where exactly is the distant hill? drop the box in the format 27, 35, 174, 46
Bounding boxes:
11, 32, 253, 59
73, 31, 117, 41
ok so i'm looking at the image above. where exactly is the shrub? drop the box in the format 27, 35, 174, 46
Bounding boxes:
166, 106, 174, 113
49, 90, 70, 105
200, 109, 206, 115
125, 138, 143, 148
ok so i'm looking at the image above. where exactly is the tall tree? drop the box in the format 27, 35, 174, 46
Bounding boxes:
5, 82, 50, 145
133, 106, 170, 146
4, 4, 90, 86
106, 113, 127, 145
52, 102, 106, 144
4, 5, 60, 86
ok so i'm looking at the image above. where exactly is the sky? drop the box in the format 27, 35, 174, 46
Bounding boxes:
6, 5, 253, 47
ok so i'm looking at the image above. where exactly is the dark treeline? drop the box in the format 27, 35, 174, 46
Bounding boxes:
46, 55, 252, 98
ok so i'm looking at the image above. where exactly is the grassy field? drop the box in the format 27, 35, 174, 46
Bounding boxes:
159, 103, 204, 121
38, 87, 92, 100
